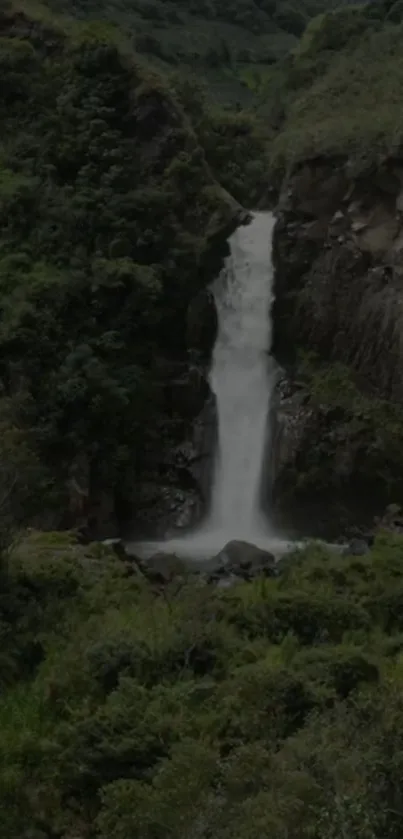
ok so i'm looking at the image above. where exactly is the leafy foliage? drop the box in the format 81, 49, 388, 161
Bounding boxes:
290, 357, 403, 505
2, 3, 403, 836
21, 0, 357, 95
263, 1, 403, 172
0, 6, 239, 530
172, 74, 270, 203
2, 531, 403, 837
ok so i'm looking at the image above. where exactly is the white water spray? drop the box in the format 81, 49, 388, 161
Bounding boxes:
132, 211, 289, 559
206, 210, 276, 540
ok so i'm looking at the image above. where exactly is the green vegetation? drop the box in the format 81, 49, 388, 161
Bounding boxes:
172, 75, 270, 203
307, 357, 403, 477
4, 0, 403, 835
278, 357, 403, 515
264, 0, 403, 172
0, 4, 250, 534
3, 528, 403, 837
0, 0, 286, 537
31, 0, 305, 72
8, 0, 366, 106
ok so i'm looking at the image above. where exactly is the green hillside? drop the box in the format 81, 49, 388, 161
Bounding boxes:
10, 0, 366, 105
0, 1, 250, 538
261, 0, 403, 172
3, 1, 403, 838
4, 527, 403, 838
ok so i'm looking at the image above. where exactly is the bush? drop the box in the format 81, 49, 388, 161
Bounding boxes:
224, 583, 369, 643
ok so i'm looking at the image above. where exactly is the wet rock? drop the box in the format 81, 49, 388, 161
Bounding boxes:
102, 537, 128, 560
216, 573, 241, 589
375, 503, 403, 534
100, 538, 145, 578
211, 540, 276, 580
145, 552, 188, 584
133, 482, 202, 539
342, 538, 370, 557
189, 391, 217, 502
186, 288, 218, 362
238, 208, 254, 226
271, 375, 314, 484
167, 365, 211, 421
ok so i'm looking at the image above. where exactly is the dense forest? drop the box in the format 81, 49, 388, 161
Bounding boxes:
5, 524, 403, 838
21, 0, 365, 103
3, 0, 403, 836
263, 0, 403, 170
0, 0, 270, 541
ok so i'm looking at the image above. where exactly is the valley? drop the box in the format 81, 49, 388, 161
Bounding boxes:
2, 2, 403, 837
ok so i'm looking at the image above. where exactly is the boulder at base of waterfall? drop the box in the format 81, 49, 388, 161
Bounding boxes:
342, 538, 370, 557
211, 540, 276, 581
375, 503, 403, 534
145, 553, 188, 584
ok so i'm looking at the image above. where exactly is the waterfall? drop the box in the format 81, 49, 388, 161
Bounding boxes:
132, 211, 286, 559
206, 211, 276, 539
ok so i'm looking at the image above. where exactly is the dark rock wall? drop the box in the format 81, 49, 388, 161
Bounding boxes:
271, 155, 403, 538
273, 157, 403, 387
125, 291, 219, 540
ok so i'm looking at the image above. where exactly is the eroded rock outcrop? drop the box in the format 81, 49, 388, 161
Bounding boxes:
271, 156, 403, 537
132, 539, 277, 588
273, 157, 403, 387
210, 540, 276, 580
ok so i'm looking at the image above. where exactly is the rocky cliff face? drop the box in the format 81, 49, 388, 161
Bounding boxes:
273, 158, 403, 387
271, 156, 403, 538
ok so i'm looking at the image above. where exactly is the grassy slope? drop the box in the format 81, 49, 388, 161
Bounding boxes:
266, 3, 403, 172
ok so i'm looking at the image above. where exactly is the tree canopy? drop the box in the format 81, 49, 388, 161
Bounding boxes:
2, 529, 403, 837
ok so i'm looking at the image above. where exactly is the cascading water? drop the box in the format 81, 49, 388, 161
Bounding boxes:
132, 211, 287, 559
205, 210, 276, 542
